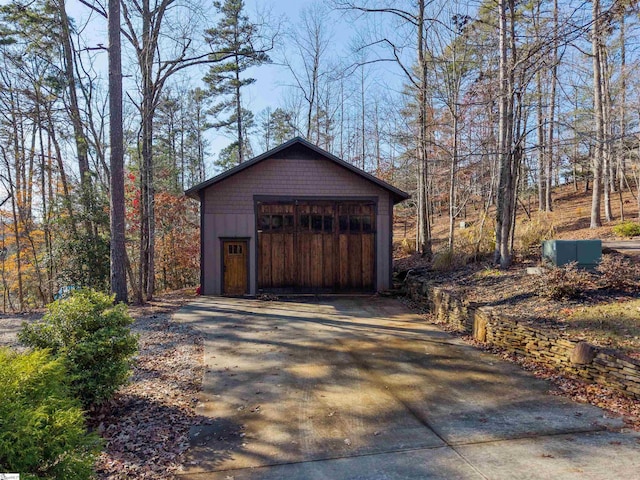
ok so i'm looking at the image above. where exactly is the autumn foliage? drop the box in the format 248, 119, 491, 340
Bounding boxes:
154, 192, 200, 291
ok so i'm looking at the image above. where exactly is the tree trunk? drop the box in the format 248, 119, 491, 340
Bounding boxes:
36, 97, 52, 302
573, 89, 579, 193
590, 0, 603, 228
137, 0, 157, 302
536, 69, 545, 210
448, 113, 458, 252
601, 41, 613, 222
544, 0, 558, 212
59, 0, 92, 225
235, 52, 244, 164
109, 0, 128, 303
415, 0, 431, 257
495, 0, 509, 265
495, 0, 517, 268
374, 101, 381, 173
361, 66, 366, 170
618, 15, 626, 221
45, 102, 77, 238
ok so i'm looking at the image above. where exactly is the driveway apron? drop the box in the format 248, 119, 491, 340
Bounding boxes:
175, 297, 639, 479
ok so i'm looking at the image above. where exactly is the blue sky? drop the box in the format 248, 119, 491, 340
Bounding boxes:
0, 0, 404, 176
62, 0, 359, 166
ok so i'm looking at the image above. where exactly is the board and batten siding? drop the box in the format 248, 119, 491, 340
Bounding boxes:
201, 155, 393, 295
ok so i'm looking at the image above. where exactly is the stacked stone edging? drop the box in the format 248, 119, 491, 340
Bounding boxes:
405, 275, 640, 400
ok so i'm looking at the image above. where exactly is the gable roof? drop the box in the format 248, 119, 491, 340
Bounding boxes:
185, 136, 410, 204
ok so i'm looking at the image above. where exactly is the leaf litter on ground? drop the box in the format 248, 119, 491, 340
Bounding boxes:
92, 290, 207, 479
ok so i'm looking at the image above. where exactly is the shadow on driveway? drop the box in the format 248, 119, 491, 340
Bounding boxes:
174, 296, 639, 479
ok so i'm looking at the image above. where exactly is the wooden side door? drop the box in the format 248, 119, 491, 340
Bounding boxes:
223, 240, 248, 295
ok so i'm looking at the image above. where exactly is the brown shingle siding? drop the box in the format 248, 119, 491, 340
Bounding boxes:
204, 157, 391, 215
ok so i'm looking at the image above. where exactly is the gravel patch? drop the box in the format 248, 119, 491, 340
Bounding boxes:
0, 312, 42, 350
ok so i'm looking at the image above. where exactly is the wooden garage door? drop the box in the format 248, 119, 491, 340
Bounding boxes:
257, 201, 375, 292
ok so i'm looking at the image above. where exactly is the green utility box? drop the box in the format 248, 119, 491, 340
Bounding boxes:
541, 239, 602, 269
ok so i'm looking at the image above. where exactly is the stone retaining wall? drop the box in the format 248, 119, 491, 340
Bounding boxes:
406, 275, 640, 400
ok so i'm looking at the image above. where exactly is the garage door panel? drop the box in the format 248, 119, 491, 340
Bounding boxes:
362, 234, 375, 289
271, 233, 286, 286
258, 201, 375, 292
284, 233, 295, 285
323, 234, 334, 288
258, 233, 271, 287
297, 233, 309, 287
348, 234, 363, 288
338, 234, 349, 289
310, 234, 324, 287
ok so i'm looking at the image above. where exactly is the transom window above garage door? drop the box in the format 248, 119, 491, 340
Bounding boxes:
259, 214, 294, 232
258, 211, 374, 233
339, 214, 373, 233
257, 200, 375, 235
300, 214, 333, 233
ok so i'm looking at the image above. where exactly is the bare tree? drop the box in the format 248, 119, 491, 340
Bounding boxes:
545, 0, 559, 212
590, 0, 604, 228
494, 0, 517, 267
283, 2, 332, 143
335, 0, 433, 256
428, 9, 474, 252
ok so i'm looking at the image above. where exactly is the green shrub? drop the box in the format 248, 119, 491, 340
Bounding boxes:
0, 348, 100, 479
533, 262, 594, 300
19, 289, 138, 407
612, 221, 640, 238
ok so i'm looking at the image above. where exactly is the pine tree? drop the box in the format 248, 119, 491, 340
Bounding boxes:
259, 107, 296, 149
203, 0, 269, 164
108, 0, 127, 302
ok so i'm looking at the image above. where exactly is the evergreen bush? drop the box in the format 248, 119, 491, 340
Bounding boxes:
0, 348, 100, 479
612, 221, 640, 238
20, 289, 138, 407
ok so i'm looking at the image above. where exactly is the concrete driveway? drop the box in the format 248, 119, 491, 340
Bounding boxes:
175, 297, 639, 479
603, 240, 640, 257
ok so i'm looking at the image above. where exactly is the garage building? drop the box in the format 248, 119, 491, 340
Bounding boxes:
185, 137, 409, 295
